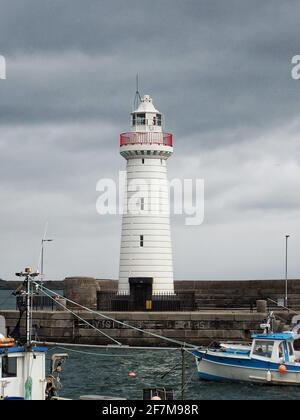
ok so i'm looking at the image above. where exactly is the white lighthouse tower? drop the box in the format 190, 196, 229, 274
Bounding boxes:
119, 94, 174, 295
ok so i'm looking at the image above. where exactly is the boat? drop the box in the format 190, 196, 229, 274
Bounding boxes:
0, 267, 68, 400
193, 313, 300, 385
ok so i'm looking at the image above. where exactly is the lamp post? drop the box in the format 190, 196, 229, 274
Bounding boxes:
285, 235, 290, 308
41, 239, 53, 284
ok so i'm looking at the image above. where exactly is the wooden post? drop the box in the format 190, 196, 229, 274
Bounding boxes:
181, 347, 186, 400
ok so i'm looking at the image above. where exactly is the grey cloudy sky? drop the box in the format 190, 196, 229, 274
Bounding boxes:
0, 0, 300, 280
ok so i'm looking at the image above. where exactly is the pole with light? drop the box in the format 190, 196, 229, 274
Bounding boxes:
285, 235, 290, 308
41, 239, 53, 285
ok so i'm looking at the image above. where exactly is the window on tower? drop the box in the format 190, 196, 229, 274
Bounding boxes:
156, 114, 162, 126
140, 235, 144, 247
136, 113, 146, 125
141, 198, 145, 211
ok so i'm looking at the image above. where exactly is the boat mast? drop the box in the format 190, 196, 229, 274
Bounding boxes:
25, 269, 31, 345
15, 267, 39, 346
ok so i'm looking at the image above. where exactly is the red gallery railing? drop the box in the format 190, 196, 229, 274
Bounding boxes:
120, 132, 173, 147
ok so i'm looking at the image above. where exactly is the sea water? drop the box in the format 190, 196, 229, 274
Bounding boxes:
46, 346, 300, 400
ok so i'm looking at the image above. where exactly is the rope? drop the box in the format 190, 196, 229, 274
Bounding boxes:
160, 362, 181, 379
175, 368, 197, 399
24, 377, 32, 401
33, 341, 180, 351
40, 288, 122, 346
267, 298, 298, 315
52, 346, 141, 358
45, 346, 59, 358
35, 283, 197, 349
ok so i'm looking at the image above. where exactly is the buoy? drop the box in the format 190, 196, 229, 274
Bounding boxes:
128, 371, 137, 378
279, 364, 287, 374
266, 370, 272, 382
0, 337, 15, 348
151, 396, 162, 400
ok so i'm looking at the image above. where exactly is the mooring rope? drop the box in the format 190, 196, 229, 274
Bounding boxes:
35, 341, 180, 351
34, 283, 197, 349
40, 288, 122, 346
52, 346, 141, 358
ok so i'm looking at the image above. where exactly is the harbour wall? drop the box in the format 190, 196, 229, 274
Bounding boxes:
2, 278, 300, 310
1, 278, 299, 346
0, 309, 275, 346
63, 278, 300, 311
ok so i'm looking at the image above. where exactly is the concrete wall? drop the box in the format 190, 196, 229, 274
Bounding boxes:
97, 279, 300, 309
64, 277, 98, 309
0, 309, 269, 346
186, 280, 300, 309
1, 278, 297, 347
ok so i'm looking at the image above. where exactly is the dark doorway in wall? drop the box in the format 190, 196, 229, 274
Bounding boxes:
129, 277, 153, 310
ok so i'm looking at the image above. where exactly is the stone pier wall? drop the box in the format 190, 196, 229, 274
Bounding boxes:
94, 279, 300, 310
0, 310, 268, 346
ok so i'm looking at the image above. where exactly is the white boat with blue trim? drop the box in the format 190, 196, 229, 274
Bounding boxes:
193, 316, 300, 385
0, 342, 49, 400
0, 267, 68, 400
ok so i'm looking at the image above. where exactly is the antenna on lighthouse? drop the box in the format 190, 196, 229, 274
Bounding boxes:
133, 74, 142, 110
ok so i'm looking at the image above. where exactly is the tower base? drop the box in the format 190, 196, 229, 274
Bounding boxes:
110, 277, 182, 311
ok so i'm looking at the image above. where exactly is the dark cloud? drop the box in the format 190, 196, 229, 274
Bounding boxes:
0, 1, 300, 280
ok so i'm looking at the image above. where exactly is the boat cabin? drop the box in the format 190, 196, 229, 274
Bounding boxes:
250, 333, 296, 363
0, 346, 47, 400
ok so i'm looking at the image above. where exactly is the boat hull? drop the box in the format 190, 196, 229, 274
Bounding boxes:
195, 351, 300, 385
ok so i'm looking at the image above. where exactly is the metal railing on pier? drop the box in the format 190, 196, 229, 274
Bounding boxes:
97, 290, 195, 312
16, 295, 56, 311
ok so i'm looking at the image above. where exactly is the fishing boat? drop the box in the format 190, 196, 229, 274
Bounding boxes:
193, 313, 300, 385
0, 268, 68, 400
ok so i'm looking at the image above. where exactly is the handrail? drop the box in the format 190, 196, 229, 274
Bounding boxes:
267, 297, 296, 314
120, 132, 173, 147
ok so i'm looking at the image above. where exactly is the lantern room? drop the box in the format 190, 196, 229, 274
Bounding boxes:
131, 95, 162, 132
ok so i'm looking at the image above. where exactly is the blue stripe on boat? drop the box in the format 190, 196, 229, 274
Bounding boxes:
193, 350, 300, 372
198, 372, 232, 382
0, 346, 25, 354
251, 333, 294, 340
0, 346, 48, 354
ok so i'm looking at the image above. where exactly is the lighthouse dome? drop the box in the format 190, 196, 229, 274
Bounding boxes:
134, 95, 160, 114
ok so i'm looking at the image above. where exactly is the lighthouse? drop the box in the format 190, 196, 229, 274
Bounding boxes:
118, 94, 174, 295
